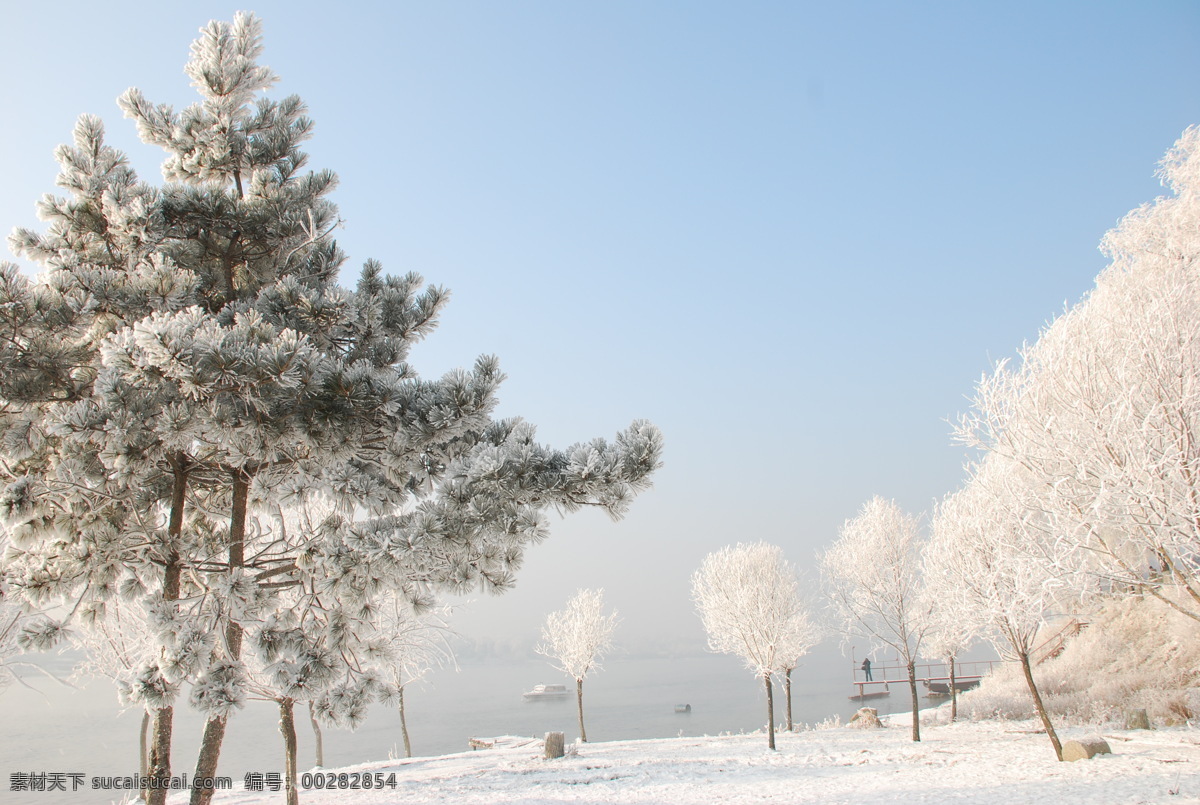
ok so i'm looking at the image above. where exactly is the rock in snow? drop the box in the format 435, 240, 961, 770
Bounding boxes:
1061, 736, 1112, 762
848, 707, 883, 728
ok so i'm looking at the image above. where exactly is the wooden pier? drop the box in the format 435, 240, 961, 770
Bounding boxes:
849, 659, 999, 700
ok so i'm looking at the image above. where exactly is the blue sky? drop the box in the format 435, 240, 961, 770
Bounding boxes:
2, 1, 1199, 651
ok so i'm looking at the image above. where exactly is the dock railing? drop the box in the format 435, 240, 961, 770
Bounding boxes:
852, 659, 1001, 686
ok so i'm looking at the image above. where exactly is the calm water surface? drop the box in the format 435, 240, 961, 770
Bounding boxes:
3, 650, 943, 805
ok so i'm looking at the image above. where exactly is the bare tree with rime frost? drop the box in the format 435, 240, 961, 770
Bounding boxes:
917, 580, 976, 723
371, 595, 456, 759
820, 497, 930, 742
920, 507, 981, 725
692, 542, 805, 749
536, 588, 618, 743
0, 596, 23, 694
926, 457, 1075, 759
0, 13, 663, 805
774, 603, 819, 732
71, 595, 159, 802
958, 126, 1200, 624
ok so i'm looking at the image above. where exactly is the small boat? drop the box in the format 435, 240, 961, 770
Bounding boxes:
523, 683, 570, 700
924, 680, 980, 696
674, 704, 692, 714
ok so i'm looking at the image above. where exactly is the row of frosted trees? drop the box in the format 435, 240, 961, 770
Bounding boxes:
534, 555, 819, 756
693, 125, 1200, 759
821, 126, 1200, 760
533, 563, 817, 755
689, 508, 967, 750
0, 13, 661, 805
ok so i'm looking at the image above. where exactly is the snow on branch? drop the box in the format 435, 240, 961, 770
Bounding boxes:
958, 126, 1200, 623
820, 497, 930, 664
692, 542, 804, 679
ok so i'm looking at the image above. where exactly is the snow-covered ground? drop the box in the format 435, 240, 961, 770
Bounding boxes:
195, 716, 1200, 805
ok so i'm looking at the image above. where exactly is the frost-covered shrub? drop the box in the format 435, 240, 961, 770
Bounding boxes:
955, 590, 1200, 726
812, 714, 843, 731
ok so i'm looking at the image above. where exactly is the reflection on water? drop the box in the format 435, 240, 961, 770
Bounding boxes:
3, 649, 951, 805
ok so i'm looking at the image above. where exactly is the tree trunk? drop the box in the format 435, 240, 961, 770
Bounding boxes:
949, 655, 957, 722
784, 668, 794, 732
147, 459, 187, 805
147, 705, 175, 805
398, 686, 412, 758
279, 698, 299, 805
190, 715, 229, 805
226, 469, 249, 573
907, 661, 920, 742
1017, 650, 1063, 761
190, 471, 250, 805
576, 677, 587, 743
308, 701, 324, 768
139, 710, 150, 803
765, 673, 776, 750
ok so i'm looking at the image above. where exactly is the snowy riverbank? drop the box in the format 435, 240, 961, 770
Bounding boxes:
182, 716, 1200, 805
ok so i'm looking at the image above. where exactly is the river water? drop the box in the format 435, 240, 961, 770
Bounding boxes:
3, 649, 940, 805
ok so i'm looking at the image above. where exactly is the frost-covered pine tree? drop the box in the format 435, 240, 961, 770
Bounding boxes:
0, 530, 60, 696
258, 493, 459, 771
536, 588, 619, 743
75, 304, 335, 805
2, 16, 661, 805
243, 562, 343, 805
820, 497, 931, 742
692, 542, 804, 750
234, 502, 337, 805
107, 20, 356, 795
0, 111, 203, 805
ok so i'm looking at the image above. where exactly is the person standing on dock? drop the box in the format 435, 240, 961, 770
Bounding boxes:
861, 658, 872, 681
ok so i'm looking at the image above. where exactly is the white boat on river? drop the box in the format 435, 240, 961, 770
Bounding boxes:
522, 683, 570, 700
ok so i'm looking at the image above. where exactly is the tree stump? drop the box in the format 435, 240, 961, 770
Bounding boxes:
544, 732, 566, 759
1124, 709, 1150, 730
1061, 737, 1111, 761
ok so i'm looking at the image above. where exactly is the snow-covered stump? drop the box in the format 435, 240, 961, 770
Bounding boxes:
1061, 737, 1112, 762
1124, 709, 1151, 730
544, 732, 566, 759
